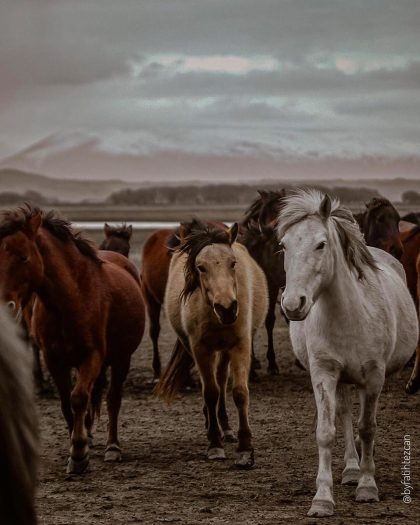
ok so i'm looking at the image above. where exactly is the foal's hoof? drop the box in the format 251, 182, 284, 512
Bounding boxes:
223, 430, 237, 443
356, 485, 379, 502
234, 449, 254, 470
66, 453, 89, 474
341, 467, 361, 485
104, 445, 122, 463
406, 377, 420, 395
307, 500, 334, 517
207, 447, 226, 461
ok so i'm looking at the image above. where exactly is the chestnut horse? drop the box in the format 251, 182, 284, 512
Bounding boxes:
354, 197, 403, 259
156, 221, 268, 468
401, 226, 420, 393
0, 306, 38, 525
99, 223, 133, 257
0, 205, 145, 473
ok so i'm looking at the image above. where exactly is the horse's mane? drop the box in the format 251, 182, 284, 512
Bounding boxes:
242, 189, 286, 226
177, 219, 232, 301
105, 224, 132, 240
278, 189, 378, 279
0, 204, 102, 264
365, 197, 393, 210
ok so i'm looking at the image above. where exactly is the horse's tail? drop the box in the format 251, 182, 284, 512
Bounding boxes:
90, 367, 108, 423
154, 339, 194, 403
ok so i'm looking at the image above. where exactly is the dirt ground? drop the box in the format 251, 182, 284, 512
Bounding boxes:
36, 313, 420, 525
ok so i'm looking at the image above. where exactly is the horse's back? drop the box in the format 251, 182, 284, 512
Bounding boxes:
0, 308, 38, 525
99, 250, 140, 285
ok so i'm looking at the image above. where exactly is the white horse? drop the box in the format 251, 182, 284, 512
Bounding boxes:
278, 189, 418, 517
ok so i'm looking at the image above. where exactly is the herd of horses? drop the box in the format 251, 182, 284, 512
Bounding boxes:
0, 188, 420, 522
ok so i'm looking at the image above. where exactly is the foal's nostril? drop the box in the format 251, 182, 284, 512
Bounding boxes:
299, 296, 306, 311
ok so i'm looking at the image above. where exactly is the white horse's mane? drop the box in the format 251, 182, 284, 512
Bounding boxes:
277, 188, 378, 279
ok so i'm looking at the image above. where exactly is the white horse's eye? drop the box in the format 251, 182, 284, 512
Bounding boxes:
316, 241, 326, 250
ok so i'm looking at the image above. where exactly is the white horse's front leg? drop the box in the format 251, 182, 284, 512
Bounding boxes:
308, 371, 339, 517
356, 386, 381, 502
337, 384, 360, 485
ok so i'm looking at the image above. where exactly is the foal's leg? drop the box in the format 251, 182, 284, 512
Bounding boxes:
143, 287, 162, 380
105, 359, 131, 462
67, 352, 102, 474
230, 343, 254, 469
216, 352, 236, 443
266, 287, 280, 375
337, 384, 360, 485
195, 348, 225, 460
355, 382, 382, 502
308, 370, 339, 517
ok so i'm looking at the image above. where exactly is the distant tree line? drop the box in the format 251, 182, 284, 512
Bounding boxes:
402, 190, 420, 204
0, 190, 50, 206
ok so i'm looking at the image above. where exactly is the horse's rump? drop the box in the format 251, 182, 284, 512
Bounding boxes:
99, 250, 140, 285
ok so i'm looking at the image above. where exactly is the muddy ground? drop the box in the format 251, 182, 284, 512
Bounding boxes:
36, 313, 419, 525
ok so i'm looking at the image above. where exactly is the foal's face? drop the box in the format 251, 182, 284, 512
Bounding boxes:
280, 218, 333, 321
195, 244, 238, 325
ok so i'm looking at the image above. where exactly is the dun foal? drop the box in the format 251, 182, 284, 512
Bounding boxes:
156, 221, 268, 468
278, 190, 417, 517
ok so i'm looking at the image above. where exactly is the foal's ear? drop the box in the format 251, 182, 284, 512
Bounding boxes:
104, 223, 112, 237
228, 222, 239, 245
320, 194, 332, 220
24, 212, 42, 238
127, 224, 133, 238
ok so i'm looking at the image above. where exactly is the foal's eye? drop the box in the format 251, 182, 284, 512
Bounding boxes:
197, 265, 206, 273
316, 241, 326, 251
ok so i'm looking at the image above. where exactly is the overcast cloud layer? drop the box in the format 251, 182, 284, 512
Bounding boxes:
0, 0, 419, 180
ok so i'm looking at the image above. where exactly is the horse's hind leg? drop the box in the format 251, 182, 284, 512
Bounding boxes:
230, 344, 254, 469
67, 352, 102, 474
337, 384, 360, 485
266, 289, 280, 375
105, 359, 131, 462
195, 348, 225, 460
406, 343, 420, 394
143, 287, 162, 380
216, 352, 236, 443
308, 370, 339, 517
355, 383, 382, 503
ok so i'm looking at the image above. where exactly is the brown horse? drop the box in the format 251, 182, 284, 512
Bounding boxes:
401, 226, 420, 394
0, 205, 145, 473
354, 197, 403, 259
99, 223, 132, 257
156, 221, 268, 468
0, 306, 38, 525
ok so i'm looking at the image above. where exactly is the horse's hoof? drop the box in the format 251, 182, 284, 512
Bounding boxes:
66, 453, 89, 474
406, 377, 420, 395
356, 485, 379, 502
104, 445, 122, 462
307, 500, 334, 517
234, 449, 254, 469
341, 467, 360, 485
223, 430, 237, 443
267, 365, 280, 376
207, 447, 226, 461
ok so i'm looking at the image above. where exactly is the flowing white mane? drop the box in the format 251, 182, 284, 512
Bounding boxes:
277, 188, 378, 279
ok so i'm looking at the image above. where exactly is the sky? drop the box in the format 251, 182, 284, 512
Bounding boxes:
0, 0, 419, 181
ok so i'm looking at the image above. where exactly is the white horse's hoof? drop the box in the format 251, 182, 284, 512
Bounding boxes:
207, 447, 226, 460
307, 500, 334, 517
66, 453, 89, 474
356, 485, 379, 502
342, 467, 361, 485
104, 445, 122, 462
223, 430, 237, 443
234, 449, 254, 469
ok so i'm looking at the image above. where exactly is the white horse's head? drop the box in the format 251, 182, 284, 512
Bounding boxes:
278, 190, 377, 321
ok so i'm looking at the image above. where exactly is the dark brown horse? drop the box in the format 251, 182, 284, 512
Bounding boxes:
354, 197, 403, 259
0, 205, 145, 473
0, 306, 38, 524
99, 223, 132, 257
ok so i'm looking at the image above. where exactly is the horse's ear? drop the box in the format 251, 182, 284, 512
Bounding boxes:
24, 212, 42, 238
320, 194, 332, 220
258, 190, 268, 202
228, 222, 239, 244
127, 225, 133, 238
104, 223, 112, 237
178, 223, 188, 242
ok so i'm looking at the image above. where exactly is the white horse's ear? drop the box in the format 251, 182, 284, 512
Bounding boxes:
228, 223, 239, 244
320, 194, 332, 219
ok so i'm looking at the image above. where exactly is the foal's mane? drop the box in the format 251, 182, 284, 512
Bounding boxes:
0, 204, 102, 264
278, 189, 378, 279
177, 219, 232, 301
